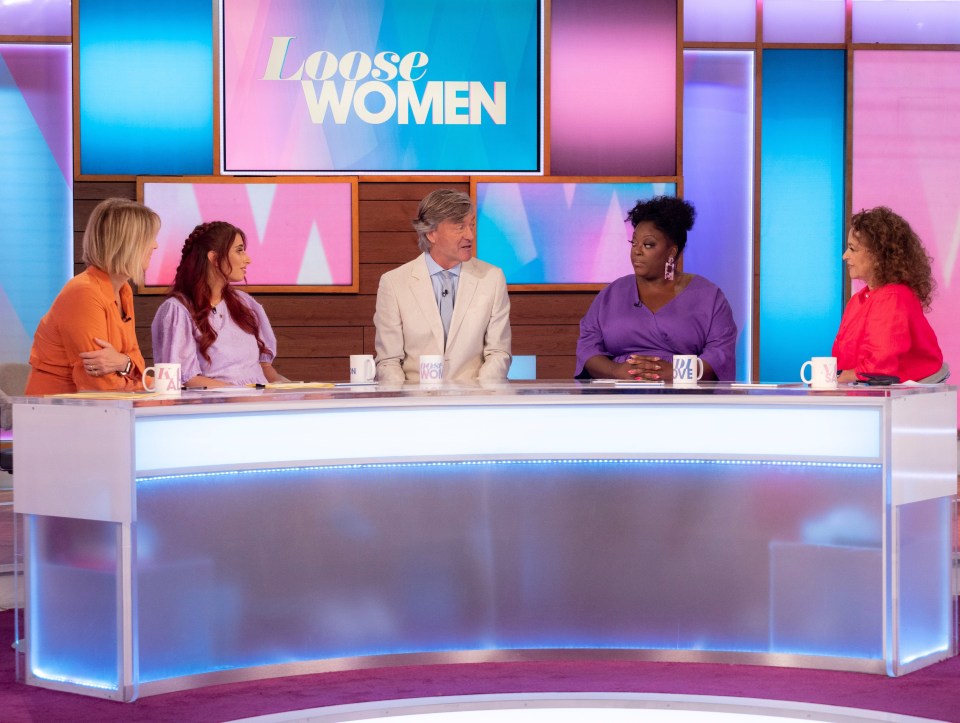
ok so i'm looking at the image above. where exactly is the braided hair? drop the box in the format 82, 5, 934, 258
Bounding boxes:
169, 222, 267, 362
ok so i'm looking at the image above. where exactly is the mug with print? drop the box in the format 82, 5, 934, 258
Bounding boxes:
349, 354, 376, 383
673, 355, 704, 386
419, 355, 444, 385
800, 356, 838, 389
143, 363, 181, 395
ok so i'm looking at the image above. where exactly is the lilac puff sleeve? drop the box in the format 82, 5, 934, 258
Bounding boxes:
151, 298, 205, 382
245, 293, 277, 363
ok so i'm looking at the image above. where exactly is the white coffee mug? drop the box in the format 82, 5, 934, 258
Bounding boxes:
419, 354, 444, 385
673, 355, 704, 386
800, 356, 838, 389
349, 354, 376, 383
143, 362, 181, 394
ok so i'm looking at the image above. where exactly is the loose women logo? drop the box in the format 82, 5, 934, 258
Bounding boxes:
261, 37, 507, 126
674, 357, 695, 380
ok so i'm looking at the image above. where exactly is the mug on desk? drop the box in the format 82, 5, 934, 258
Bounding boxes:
349, 354, 376, 383
673, 355, 704, 386
143, 363, 181, 394
800, 356, 838, 389
419, 355, 444, 385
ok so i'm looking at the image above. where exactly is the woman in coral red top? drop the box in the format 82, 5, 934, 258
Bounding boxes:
833, 206, 943, 384
26, 198, 160, 394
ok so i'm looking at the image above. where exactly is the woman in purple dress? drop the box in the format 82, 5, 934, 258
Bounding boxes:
151, 221, 288, 388
576, 196, 737, 382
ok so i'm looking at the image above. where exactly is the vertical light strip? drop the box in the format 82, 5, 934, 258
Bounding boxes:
0, 44, 72, 364
760, 50, 846, 382
683, 50, 755, 382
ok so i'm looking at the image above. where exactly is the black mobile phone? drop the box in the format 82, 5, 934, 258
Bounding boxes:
857, 372, 900, 386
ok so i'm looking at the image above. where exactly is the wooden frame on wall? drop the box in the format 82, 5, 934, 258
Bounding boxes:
136, 175, 360, 294
471, 176, 679, 292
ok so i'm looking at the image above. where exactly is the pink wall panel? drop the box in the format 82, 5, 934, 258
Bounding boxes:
853, 51, 960, 410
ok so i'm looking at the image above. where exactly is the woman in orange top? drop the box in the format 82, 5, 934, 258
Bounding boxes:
26, 198, 161, 394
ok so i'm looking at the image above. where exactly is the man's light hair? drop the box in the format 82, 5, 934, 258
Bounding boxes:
412, 189, 474, 253
82, 198, 161, 286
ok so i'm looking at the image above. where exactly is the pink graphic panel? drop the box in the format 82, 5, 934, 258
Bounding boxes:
852, 51, 960, 417
141, 179, 356, 290
550, 0, 676, 176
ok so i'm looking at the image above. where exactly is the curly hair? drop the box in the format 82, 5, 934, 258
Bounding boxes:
626, 196, 696, 255
168, 221, 267, 362
850, 207, 935, 309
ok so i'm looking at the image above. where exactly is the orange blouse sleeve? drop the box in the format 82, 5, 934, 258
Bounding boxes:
56, 282, 145, 392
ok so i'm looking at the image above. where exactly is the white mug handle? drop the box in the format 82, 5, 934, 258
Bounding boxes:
143, 366, 157, 392
800, 360, 812, 384
695, 357, 705, 381
365, 357, 376, 380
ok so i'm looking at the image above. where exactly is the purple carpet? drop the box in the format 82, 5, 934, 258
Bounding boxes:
1, 609, 958, 723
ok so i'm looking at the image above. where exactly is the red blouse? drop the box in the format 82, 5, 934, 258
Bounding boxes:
832, 284, 942, 382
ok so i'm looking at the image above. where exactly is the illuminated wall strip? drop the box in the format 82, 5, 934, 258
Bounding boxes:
683, 0, 755, 42
763, 0, 845, 44
682, 50, 755, 382
0, 0, 70, 36
78, 0, 212, 175
852, 0, 960, 45
759, 50, 846, 383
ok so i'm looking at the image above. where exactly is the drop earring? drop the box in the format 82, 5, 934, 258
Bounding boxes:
664, 255, 676, 281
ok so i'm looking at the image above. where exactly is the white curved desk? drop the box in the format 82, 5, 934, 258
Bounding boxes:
13, 381, 958, 700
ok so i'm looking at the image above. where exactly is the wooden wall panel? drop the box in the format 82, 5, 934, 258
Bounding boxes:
75, 180, 597, 381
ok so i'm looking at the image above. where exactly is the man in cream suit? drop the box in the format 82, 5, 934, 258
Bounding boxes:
374, 189, 512, 383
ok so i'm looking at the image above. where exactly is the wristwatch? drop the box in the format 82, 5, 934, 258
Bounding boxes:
117, 355, 133, 377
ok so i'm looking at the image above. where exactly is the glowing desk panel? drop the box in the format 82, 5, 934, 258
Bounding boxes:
13, 383, 957, 700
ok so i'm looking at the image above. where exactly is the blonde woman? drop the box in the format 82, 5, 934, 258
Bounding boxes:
26, 198, 160, 394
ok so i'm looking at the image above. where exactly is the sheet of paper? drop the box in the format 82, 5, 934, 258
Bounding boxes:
51, 391, 160, 400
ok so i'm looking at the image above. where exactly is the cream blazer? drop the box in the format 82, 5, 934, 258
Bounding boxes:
374, 254, 512, 383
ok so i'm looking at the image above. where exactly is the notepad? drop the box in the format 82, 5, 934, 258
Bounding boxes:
194, 386, 262, 393
254, 382, 336, 389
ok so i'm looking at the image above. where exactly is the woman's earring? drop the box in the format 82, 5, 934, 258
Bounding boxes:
664, 255, 676, 281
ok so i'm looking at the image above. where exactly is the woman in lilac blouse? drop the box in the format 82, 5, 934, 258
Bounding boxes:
576, 196, 737, 382
151, 222, 288, 388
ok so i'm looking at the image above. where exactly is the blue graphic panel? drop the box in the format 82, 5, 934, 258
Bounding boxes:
79, 0, 213, 175
476, 182, 675, 285
760, 50, 845, 383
